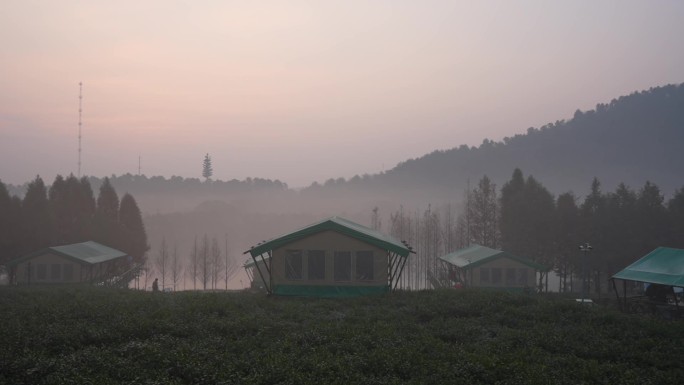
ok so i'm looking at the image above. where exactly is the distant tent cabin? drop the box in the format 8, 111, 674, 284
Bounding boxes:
243, 216, 413, 297
611, 247, 684, 313
437, 244, 547, 291
6, 241, 139, 287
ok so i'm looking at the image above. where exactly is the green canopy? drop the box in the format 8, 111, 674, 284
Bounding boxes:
612, 247, 684, 287
244, 216, 410, 258
7, 241, 128, 267
438, 244, 547, 271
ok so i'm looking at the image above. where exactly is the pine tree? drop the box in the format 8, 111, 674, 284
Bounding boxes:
119, 193, 149, 264
499, 169, 555, 290
468, 175, 499, 248
77, 176, 97, 240
202, 153, 213, 181
668, 187, 684, 249
96, 178, 119, 221
94, 177, 121, 248
21, 176, 54, 253
499, 169, 526, 253
636, 181, 668, 255
554, 192, 580, 292
49, 175, 96, 244
0, 180, 14, 264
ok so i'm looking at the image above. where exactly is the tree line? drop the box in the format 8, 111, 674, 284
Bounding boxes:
382, 169, 684, 293
6, 173, 289, 199
0, 175, 148, 268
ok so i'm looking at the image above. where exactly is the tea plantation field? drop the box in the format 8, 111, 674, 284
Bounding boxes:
1, 287, 682, 384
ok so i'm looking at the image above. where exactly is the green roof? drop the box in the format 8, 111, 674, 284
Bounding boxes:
612, 247, 684, 287
7, 241, 128, 267
438, 244, 547, 271
244, 216, 411, 258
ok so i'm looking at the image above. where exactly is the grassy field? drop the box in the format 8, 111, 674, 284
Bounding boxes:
0, 287, 682, 385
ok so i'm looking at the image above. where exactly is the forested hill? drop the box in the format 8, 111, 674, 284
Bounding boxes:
340, 83, 684, 198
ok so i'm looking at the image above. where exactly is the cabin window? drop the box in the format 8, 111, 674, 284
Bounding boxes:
307, 250, 325, 280
517, 268, 528, 285
285, 250, 302, 280
355, 251, 374, 280
491, 268, 501, 284
334, 251, 352, 281
506, 268, 516, 285
36, 264, 47, 280
63, 264, 74, 281
480, 268, 490, 283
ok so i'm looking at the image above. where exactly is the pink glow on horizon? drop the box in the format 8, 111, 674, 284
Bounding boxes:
1, 1, 683, 186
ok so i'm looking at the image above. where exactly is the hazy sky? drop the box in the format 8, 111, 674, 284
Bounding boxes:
2, 1, 683, 187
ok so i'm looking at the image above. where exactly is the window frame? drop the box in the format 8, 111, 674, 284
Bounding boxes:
491, 268, 502, 284
307, 250, 326, 280
51, 264, 61, 280
36, 264, 47, 280
506, 268, 516, 285
355, 251, 374, 281
284, 250, 303, 280
480, 267, 490, 284
334, 251, 352, 282
63, 264, 74, 281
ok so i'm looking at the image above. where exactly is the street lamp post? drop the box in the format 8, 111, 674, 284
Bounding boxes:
578, 243, 593, 303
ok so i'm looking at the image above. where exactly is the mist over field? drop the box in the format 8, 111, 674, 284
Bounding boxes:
0, 1, 683, 291
4, 83, 684, 292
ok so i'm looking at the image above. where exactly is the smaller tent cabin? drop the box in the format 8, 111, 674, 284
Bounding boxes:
243, 216, 412, 297
438, 244, 546, 290
7, 241, 131, 285
611, 247, 684, 313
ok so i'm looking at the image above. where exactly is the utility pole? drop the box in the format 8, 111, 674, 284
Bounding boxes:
78, 82, 83, 177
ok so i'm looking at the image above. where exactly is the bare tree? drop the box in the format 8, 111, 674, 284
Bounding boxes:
441, 203, 457, 254
199, 235, 211, 290
210, 236, 224, 290
371, 206, 382, 231
223, 234, 239, 289
170, 242, 184, 291
187, 236, 198, 290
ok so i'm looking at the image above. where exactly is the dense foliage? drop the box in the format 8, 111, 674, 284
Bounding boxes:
386, 170, 684, 292
0, 175, 148, 266
0, 287, 681, 384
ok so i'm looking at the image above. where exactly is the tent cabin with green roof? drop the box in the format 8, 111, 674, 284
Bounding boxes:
7, 241, 132, 285
437, 244, 547, 290
610, 247, 684, 313
243, 217, 413, 297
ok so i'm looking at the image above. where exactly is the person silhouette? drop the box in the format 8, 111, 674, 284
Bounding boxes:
152, 278, 159, 292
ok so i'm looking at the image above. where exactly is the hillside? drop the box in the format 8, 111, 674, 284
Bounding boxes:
1, 287, 682, 384
327, 83, 684, 199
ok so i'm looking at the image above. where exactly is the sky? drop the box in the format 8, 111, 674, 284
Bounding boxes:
2, 0, 684, 188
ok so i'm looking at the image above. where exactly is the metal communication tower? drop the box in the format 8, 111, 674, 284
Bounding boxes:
78, 82, 83, 177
